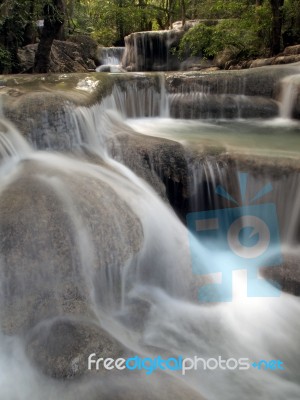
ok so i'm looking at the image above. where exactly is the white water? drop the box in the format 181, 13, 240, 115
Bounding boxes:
96, 47, 125, 72
98, 47, 125, 66
0, 74, 300, 400
279, 74, 300, 119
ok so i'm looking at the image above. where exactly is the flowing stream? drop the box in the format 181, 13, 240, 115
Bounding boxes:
0, 69, 300, 400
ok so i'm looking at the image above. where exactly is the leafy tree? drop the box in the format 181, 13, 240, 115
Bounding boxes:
0, 0, 30, 72
177, 1, 273, 60
282, 0, 300, 46
269, 0, 285, 55
0, 0, 45, 72
1, 0, 300, 74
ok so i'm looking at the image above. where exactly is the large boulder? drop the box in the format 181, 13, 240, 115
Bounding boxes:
26, 317, 125, 379
67, 34, 99, 65
18, 39, 97, 73
0, 158, 143, 377
0, 159, 143, 335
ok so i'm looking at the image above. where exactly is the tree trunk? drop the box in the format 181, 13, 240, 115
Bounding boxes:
115, 0, 125, 45
180, 0, 186, 27
33, 0, 65, 73
22, 0, 36, 46
269, 0, 284, 55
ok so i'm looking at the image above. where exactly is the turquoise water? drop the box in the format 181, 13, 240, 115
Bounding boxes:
127, 117, 300, 159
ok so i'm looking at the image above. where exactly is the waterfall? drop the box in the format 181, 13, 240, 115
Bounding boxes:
279, 74, 300, 119
0, 71, 300, 400
168, 92, 278, 119
0, 119, 31, 162
96, 47, 125, 72
122, 30, 183, 71
98, 47, 125, 66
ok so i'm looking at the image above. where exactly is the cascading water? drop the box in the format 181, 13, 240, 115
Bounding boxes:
0, 70, 300, 400
279, 74, 300, 119
99, 47, 125, 65
96, 47, 125, 72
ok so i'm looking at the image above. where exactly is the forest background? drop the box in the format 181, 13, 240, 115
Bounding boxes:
0, 0, 300, 73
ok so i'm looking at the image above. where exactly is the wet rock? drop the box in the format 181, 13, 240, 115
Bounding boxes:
3, 91, 80, 150
0, 160, 143, 335
166, 65, 300, 99
26, 317, 125, 379
169, 93, 278, 119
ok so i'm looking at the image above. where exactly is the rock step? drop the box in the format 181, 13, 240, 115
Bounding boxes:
169, 93, 278, 119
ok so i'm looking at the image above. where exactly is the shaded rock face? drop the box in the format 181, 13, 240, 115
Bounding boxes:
50, 40, 96, 72
108, 131, 189, 218
18, 37, 98, 73
261, 255, 300, 297
67, 34, 99, 66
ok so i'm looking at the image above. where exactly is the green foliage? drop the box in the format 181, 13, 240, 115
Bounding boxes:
177, 2, 273, 60
0, 0, 300, 74
0, 46, 11, 73
283, 0, 300, 44
177, 23, 213, 58
69, 0, 165, 45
